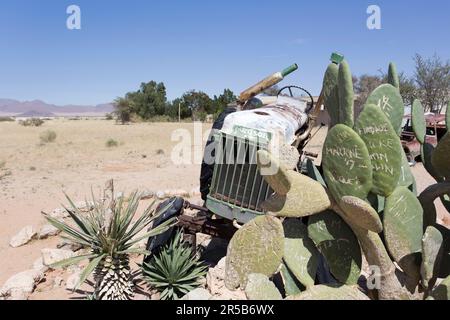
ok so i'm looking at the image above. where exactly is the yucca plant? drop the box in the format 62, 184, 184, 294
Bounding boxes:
142, 230, 208, 300
44, 184, 176, 300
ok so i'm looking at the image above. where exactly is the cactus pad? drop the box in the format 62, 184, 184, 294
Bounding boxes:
384, 187, 423, 281
354, 103, 402, 197
421, 143, 440, 180
429, 275, 450, 300
338, 60, 354, 127
280, 263, 303, 296
388, 62, 400, 89
322, 63, 340, 127
431, 132, 450, 180
366, 84, 404, 135
283, 219, 319, 288
258, 151, 331, 218
447, 101, 450, 131
339, 196, 383, 233
307, 211, 362, 285
412, 100, 426, 144
322, 124, 373, 200
421, 226, 444, 289
245, 273, 282, 300
305, 158, 327, 188
225, 216, 284, 290
398, 151, 415, 189
287, 284, 369, 300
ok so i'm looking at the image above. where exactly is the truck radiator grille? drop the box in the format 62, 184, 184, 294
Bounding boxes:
209, 133, 273, 212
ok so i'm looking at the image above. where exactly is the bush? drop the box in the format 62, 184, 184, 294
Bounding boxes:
20, 118, 44, 127
39, 130, 57, 143
142, 230, 207, 300
106, 139, 119, 148
0, 117, 14, 122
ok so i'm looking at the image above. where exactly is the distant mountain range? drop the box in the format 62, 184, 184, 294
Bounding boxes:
0, 99, 114, 117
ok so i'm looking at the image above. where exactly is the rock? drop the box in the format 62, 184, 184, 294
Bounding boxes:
57, 239, 83, 252
53, 277, 65, 288
41, 248, 76, 267
9, 226, 37, 248
206, 258, 246, 300
0, 269, 43, 300
141, 190, 155, 200
190, 187, 201, 198
32, 257, 49, 273
66, 271, 82, 291
156, 191, 166, 200
73, 201, 94, 212
47, 208, 69, 219
181, 288, 212, 300
38, 224, 60, 239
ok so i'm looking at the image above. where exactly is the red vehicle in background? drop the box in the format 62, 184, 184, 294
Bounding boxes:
401, 113, 447, 164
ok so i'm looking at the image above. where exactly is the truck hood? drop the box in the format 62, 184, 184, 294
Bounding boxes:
220, 96, 308, 146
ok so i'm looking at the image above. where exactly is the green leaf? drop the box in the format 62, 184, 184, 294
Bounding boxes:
76, 254, 106, 290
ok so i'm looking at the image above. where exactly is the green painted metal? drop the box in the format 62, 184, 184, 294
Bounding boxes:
330, 52, 345, 65
281, 64, 299, 77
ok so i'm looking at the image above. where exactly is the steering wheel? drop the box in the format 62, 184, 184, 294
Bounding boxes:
277, 85, 315, 114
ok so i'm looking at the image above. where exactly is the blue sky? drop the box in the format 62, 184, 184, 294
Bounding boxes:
0, 0, 449, 105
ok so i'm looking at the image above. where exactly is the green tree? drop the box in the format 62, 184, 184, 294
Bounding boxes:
128, 81, 168, 119
213, 88, 236, 115
413, 53, 450, 113
113, 97, 132, 124
181, 90, 213, 120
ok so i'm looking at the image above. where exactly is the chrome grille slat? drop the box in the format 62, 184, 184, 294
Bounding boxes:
209, 132, 273, 213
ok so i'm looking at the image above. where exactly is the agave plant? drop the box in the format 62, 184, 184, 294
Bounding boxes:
44, 184, 176, 300
142, 230, 208, 300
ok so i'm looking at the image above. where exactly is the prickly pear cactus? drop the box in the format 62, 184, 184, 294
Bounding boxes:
421, 226, 444, 289
225, 215, 284, 290
398, 151, 415, 190
421, 143, 440, 180
383, 186, 424, 281
283, 219, 319, 288
354, 103, 403, 197
338, 61, 354, 127
287, 284, 369, 300
366, 84, 404, 135
429, 276, 450, 300
339, 196, 383, 233
305, 158, 327, 188
322, 124, 373, 200
322, 63, 340, 127
431, 132, 450, 180
258, 150, 331, 218
245, 273, 282, 300
280, 263, 303, 296
446, 101, 450, 131
307, 211, 362, 285
412, 100, 426, 144
388, 62, 400, 89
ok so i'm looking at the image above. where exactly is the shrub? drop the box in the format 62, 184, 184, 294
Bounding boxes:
142, 230, 208, 300
39, 130, 57, 143
20, 118, 44, 127
0, 117, 14, 122
106, 139, 119, 148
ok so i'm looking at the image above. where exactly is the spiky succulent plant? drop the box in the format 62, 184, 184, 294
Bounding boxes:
44, 183, 176, 300
142, 230, 208, 300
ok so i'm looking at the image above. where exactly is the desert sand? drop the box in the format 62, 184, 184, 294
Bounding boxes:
0, 119, 448, 299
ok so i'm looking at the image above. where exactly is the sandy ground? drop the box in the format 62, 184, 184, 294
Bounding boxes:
0, 120, 448, 299
0, 120, 209, 287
